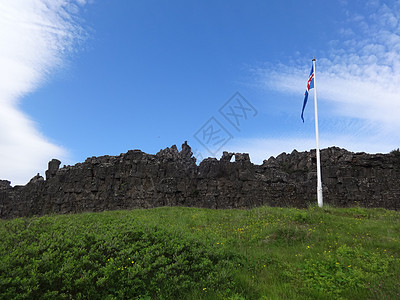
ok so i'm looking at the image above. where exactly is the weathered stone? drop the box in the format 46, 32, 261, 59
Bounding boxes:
234, 153, 250, 162
221, 152, 234, 162
29, 173, 44, 184
0, 143, 399, 219
180, 141, 193, 160
45, 159, 61, 180
0, 180, 11, 190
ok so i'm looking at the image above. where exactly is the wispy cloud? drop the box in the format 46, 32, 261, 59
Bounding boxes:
255, 0, 400, 152
0, 0, 87, 185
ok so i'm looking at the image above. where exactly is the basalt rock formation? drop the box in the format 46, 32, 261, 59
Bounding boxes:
1, 142, 399, 219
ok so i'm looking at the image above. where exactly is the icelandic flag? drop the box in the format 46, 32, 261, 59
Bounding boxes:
301, 64, 314, 122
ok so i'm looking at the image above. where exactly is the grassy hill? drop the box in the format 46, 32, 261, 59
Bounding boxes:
1, 205, 399, 299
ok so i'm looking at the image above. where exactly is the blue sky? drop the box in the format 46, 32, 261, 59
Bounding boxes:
1, 0, 400, 185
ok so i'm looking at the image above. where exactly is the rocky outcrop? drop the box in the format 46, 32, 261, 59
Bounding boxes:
45, 159, 61, 180
0, 143, 399, 219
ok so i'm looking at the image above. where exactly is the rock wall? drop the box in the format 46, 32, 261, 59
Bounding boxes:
1, 142, 399, 219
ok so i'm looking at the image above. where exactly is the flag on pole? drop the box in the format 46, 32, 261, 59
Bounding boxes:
301, 57, 323, 207
301, 64, 314, 122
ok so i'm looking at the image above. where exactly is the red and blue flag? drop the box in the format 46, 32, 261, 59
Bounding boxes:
301, 64, 314, 122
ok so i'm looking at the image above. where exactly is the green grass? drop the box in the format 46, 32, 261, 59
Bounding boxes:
1, 205, 399, 299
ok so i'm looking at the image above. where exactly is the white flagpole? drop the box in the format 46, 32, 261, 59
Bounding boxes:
313, 57, 323, 207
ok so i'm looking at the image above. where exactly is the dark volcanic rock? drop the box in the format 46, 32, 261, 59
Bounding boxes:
45, 159, 61, 180
0, 143, 399, 219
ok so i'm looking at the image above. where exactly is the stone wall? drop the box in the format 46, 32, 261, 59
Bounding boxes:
1, 142, 399, 219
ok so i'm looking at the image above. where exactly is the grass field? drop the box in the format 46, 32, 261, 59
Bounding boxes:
1, 205, 399, 299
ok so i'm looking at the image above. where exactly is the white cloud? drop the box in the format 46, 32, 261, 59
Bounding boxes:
256, 0, 400, 152
0, 105, 67, 183
0, 0, 87, 185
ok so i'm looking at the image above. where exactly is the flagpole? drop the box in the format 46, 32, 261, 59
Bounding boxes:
312, 57, 323, 207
